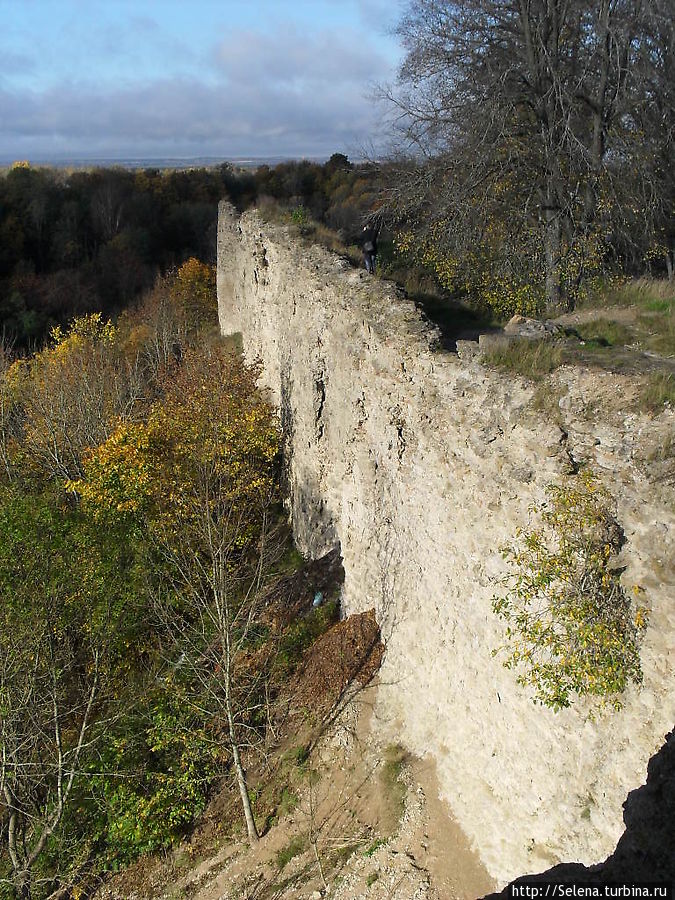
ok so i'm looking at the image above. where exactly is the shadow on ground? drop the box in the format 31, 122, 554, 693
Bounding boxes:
483, 727, 675, 896
408, 291, 500, 351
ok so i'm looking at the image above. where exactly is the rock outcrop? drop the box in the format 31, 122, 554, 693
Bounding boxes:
217, 202, 675, 886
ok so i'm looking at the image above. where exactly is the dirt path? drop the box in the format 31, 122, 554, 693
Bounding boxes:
156, 684, 496, 900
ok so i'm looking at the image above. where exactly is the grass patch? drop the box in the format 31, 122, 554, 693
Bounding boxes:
645, 297, 673, 313
638, 372, 675, 413
574, 318, 633, 348
379, 744, 408, 833
282, 743, 310, 768
580, 277, 675, 311
363, 838, 386, 858
257, 742, 312, 833
572, 279, 675, 359
261, 861, 315, 899
277, 788, 299, 817
636, 311, 675, 357
276, 835, 307, 870
329, 840, 364, 870
483, 338, 564, 378
366, 871, 380, 887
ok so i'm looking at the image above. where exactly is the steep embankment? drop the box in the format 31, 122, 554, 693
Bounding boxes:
217, 202, 675, 886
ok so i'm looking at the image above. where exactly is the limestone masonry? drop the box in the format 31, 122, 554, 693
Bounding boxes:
217, 201, 675, 886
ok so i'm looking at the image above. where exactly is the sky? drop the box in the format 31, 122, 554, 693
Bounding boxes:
0, 0, 405, 162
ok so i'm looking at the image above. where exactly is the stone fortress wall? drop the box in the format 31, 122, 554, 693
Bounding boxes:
217, 201, 675, 886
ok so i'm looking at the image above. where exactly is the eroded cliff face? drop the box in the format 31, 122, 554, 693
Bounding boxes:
217, 202, 675, 886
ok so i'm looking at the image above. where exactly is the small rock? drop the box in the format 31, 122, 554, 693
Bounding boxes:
456, 339, 480, 361
503, 315, 555, 340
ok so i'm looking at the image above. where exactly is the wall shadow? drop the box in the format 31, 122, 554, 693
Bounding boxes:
483, 727, 675, 895
409, 291, 501, 352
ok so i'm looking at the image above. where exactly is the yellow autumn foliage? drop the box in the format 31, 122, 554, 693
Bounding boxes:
170, 258, 217, 328
75, 348, 280, 554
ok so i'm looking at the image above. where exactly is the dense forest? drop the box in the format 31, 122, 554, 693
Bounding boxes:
0, 154, 378, 349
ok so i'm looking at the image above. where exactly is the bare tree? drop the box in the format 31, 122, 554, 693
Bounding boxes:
0, 628, 100, 899
153, 499, 284, 845
381, 0, 675, 309
90, 175, 125, 244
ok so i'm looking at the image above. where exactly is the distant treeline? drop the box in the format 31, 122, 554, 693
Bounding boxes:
0, 154, 377, 347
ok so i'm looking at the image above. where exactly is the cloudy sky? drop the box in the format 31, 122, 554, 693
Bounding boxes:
0, 0, 404, 162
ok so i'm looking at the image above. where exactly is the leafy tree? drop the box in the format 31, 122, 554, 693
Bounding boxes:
0, 341, 21, 484
492, 471, 648, 711
0, 488, 147, 898
169, 257, 217, 330
8, 314, 144, 481
75, 348, 281, 844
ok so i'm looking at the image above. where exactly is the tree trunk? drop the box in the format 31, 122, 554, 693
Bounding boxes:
15, 871, 32, 900
544, 206, 564, 312
226, 699, 259, 844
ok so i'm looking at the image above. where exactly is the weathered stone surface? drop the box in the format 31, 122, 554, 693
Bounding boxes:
217, 202, 675, 886
503, 315, 561, 339
455, 338, 481, 361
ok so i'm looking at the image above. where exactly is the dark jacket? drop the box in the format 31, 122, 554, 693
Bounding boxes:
362, 226, 378, 254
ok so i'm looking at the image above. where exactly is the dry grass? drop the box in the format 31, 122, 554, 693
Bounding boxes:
580, 277, 675, 311
482, 338, 564, 378
638, 372, 675, 413
255, 200, 364, 268
529, 381, 567, 423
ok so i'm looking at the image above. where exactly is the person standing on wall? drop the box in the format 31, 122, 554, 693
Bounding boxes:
361, 221, 379, 274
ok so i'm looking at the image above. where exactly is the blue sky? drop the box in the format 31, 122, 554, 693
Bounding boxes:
0, 0, 404, 161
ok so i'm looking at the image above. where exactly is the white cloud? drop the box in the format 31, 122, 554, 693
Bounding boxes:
0, 22, 397, 159
0, 74, 390, 159
216, 24, 390, 89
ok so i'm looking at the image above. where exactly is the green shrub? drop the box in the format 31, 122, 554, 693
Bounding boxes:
274, 600, 339, 675
290, 205, 310, 226
87, 693, 219, 867
363, 838, 386, 858
492, 471, 648, 711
